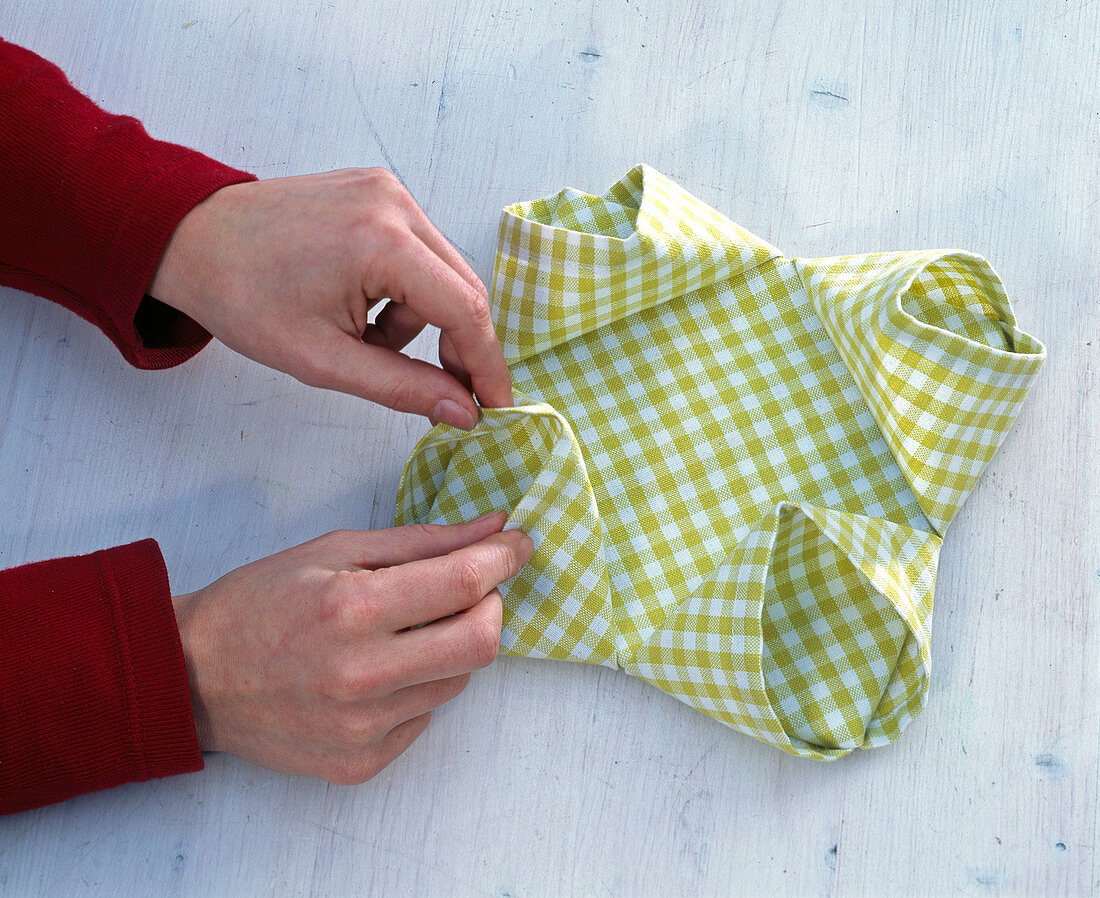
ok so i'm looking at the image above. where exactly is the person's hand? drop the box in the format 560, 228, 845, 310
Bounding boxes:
149, 169, 512, 429
171, 512, 531, 784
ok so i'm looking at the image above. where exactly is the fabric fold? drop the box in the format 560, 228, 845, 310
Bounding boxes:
624, 501, 939, 759
795, 251, 1046, 534
491, 164, 781, 363
396, 399, 616, 666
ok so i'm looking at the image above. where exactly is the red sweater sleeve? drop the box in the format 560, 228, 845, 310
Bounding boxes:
0, 39, 258, 814
0, 540, 202, 815
0, 37, 256, 368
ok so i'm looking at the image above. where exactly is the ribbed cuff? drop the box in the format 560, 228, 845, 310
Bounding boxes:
99, 539, 204, 780
100, 152, 256, 370
0, 539, 202, 815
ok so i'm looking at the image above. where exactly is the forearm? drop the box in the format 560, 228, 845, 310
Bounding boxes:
0, 37, 255, 368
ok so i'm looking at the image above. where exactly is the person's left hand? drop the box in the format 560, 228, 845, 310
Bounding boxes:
171, 512, 531, 784
149, 168, 512, 429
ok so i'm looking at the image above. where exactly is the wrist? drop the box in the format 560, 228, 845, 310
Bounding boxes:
170, 590, 217, 751
149, 206, 201, 321
148, 183, 238, 324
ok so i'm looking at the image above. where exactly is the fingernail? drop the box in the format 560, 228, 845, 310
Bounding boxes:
430, 399, 476, 430
471, 510, 508, 525
518, 533, 534, 562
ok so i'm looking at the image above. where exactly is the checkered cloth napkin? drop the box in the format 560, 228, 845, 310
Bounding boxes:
396, 166, 1045, 759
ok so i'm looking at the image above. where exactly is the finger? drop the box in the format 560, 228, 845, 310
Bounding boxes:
407, 210, 484, 295
307, 330, 479, 428
387, 673, 471, 725
322, 511, 510, 570
362, 301, 426, 352
392, 589, 503, 686
376, 711, 432, 768
384, 529, 532, 630
438, 333, 472, 392
379, 244, 513, 409
398, 219, 489, 397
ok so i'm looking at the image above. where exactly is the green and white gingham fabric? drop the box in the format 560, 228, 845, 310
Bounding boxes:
395, 165, 1045, 760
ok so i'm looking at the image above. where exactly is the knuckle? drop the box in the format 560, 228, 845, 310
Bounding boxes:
403, 521, 443, 542
346, 166, 396, 194
321, 529, 356, 552
462, 287, 494, 329
362, 166, 398, 187
367, 168, 415, 209
450, 556, 485, 601
324, 671, 361, 703
381, 219, 417, 255
325, 657, 382, 702
333, 712, 361, 743
331, 602, 365, 639
333, 709, 379, 746
475, 541, 514, 589
473, 280, 491, 309
465, 614, 501, 669
492, 539, 520, 576
372, 376, 419, 413
359, 217, 414, 267
322, 572, 380, 635
325, 755, 379, 786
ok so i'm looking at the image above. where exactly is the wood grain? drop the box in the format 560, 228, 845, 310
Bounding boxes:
0, 1, 1096, 895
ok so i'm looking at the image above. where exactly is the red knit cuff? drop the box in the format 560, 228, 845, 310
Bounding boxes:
100, 540, 204, 779
0, 38, 256, 370
0, 539, 202, 815
102, 154, 255, 370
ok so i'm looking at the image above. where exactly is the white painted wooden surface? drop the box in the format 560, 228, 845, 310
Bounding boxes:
1, 1, 1096, 894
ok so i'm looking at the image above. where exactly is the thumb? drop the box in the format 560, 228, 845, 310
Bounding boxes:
303, 331, 480, 429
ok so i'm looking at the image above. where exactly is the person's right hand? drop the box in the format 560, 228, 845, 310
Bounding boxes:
171, 511, 531, 785
149, 169, 513, 430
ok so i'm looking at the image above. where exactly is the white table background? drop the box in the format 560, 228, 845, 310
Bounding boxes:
1, 1, 1096, 895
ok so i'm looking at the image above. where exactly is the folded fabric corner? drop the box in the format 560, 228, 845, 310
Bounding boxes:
396, 397, 616, 666
623, 501, 940, 759
491, 164, 782, 363
795, 250, 1046, 534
